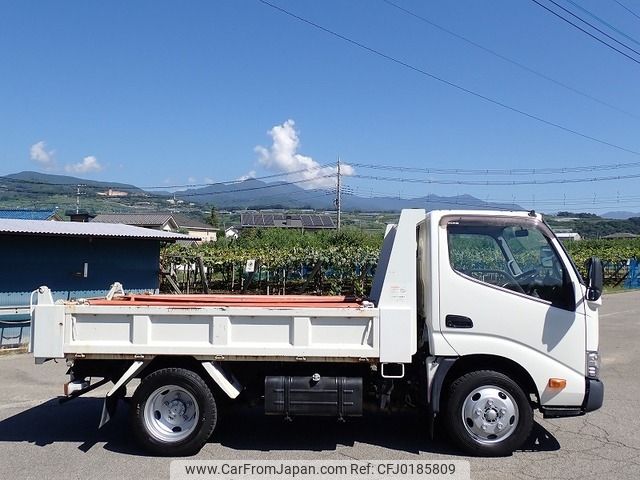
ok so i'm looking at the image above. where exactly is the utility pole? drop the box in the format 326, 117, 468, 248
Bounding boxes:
76, 184, 86, 214
335, 157, 342, 230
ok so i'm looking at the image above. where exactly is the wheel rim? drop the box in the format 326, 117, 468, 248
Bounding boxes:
143, 385, 200, 443
461, 385, 519, 444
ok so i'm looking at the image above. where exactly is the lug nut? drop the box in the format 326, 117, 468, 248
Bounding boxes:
497, 423, 504, 430
475, 408, 483, 416
481, 425, 488, 431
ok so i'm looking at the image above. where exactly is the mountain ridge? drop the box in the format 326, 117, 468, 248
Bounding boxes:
5, 171, 144, 192
601, 211, 640, 220
1, 171, 523, 212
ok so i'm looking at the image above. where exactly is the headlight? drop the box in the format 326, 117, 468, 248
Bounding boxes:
587, 351, 600, 379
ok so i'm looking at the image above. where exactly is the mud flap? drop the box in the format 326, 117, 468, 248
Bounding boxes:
427, 357, 456, 439
98, 360, 148, 429
99, 395, 119, 429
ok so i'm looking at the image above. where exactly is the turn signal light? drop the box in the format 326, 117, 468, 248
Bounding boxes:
548, 378, 566, 389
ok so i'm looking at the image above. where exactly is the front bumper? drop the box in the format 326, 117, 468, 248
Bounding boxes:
541, 378, 604, 418
583, 378, 604, 413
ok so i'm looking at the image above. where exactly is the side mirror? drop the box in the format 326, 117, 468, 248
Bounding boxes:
585, 257, 603, 301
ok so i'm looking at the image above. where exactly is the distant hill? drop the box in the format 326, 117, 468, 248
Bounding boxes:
1, 170, 523, 213
3, 171, 143, 193
342, 192, 521, 212
0, 171, 158, 214
176, 178, 324, 209
177, 178, 523, 212
602, 211, 640, 220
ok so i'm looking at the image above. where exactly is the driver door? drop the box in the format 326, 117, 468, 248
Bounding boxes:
438, 215, 587, 406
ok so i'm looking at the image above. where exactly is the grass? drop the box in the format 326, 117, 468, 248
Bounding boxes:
603, 285, 633, 294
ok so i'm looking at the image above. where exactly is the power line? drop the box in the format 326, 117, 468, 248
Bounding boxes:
8, 173, 640, 212
564, 0, 640, 47
529, 0, 640, 65
257, 0, 640, 157
0, 164, 336, 192
612, 0, 640, 22
194, 175, 334, 198
192, 186, 334, 205
343, 187, 640, 212
0, 173, 337, 200
344, 185, 640, 206
494, 194, 640, 205
241, 181, 640, 212
381, 0, 640, 120
349, 159, 640, 175
143, 164, 336, 190
546, 0, 640, 54
351, 171, 640, 186
342, 189, 519, 211
153, 175, 336, 199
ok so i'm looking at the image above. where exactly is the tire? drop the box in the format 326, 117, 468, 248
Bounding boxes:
443, 370, 533, 457
130, 367, 217, 456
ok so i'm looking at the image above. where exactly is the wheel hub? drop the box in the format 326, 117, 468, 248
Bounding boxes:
144, 385, 199, 443
484, 408, 498, 422
167, 400, 187, 420
462, 385, 519, 444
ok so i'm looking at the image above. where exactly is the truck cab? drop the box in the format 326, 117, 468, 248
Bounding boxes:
371, 209, 603, 455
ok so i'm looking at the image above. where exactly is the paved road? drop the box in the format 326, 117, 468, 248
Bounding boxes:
1, 292, 639, 480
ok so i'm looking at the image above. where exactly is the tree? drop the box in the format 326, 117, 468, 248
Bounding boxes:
208, 206, 219, 229
557, 211, 599, 219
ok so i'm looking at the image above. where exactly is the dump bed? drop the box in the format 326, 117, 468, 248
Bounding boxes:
86, 293, 365, 308
30, 288, 379, 362
31, 210, 428, 364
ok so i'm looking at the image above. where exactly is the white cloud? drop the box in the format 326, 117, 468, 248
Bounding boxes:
29, 141, 56, 169
65, 155, 103, 174
187, 176, 197, 183
254, 119, 354, 189
237, 170, 256, 181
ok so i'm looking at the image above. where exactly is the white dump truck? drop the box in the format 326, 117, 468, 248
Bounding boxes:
30, 209, 604, 456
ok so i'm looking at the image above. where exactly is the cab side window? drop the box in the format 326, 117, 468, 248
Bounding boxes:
448, 233, 510, 288
448, 223, 574, 310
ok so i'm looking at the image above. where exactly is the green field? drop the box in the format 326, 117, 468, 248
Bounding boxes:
162, 226, 640, 295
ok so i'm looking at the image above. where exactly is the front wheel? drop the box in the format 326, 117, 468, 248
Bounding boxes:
443, 370, 533, 456
130, 367, 217, 456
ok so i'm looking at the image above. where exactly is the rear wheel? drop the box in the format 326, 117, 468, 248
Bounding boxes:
443, 370, 533, 456
130, 367, 217, 456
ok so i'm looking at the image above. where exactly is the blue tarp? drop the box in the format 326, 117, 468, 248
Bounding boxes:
625, 259, 640, 289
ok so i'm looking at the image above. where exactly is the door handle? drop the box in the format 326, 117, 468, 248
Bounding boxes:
445, 315, 474, 328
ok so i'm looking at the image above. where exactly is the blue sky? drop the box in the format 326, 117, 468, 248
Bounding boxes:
1, 0, 640, 213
